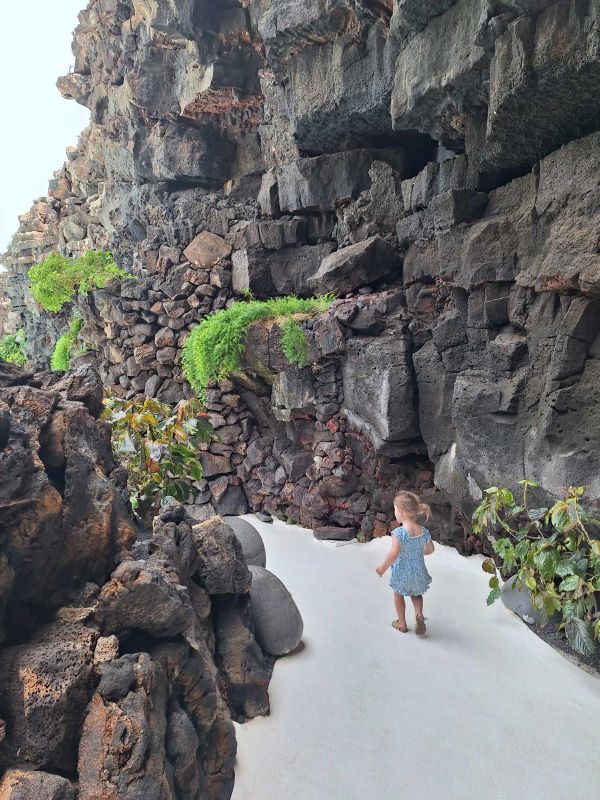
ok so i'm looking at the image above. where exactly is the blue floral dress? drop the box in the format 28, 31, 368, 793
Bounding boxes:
389, 526, 432, 596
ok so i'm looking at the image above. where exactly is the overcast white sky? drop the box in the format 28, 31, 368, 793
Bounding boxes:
0, 1, 90, 253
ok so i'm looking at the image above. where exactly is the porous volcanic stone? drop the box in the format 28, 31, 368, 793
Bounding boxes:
192, 517, 251, 595
248, 566, 303, 656
0, 769, 76, 800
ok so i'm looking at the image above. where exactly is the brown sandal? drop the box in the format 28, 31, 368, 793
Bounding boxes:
392, 620, 409, 633
415, 614, 426, 636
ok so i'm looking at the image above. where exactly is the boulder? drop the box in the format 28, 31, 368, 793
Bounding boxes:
342, 331, 420, 451
255, 511, 273, 524
0, 769, 76, 800
212, 595, 272, 722
184, 231, 232, 268
248, 566, 303, 656
95, 559, 192, 638
232, 243, 335, 297
501, 575, 552, 626
192, 517, 251, 594
277, 150, 378, 213
0, 614, 97, 774
308, 236, 401, 294
214, 485, 249, 516
280, 447, 313, 482
223, 516, 267, 567
313, 526, 357, 541
78, 654, 172, 800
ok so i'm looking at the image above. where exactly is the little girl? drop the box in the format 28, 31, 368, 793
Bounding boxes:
376, 491, 435, 635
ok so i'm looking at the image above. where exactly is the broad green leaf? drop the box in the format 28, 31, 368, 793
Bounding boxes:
555, 558, 576, 577
565, 617, 595, 657
515, 540, 530, 560
558, 575, 580, 593
482, 559, 496, 575
486, 587, 501, 606
533, 549, 558, 581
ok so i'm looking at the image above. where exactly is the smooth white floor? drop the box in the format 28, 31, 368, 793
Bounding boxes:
232, 517, 600, 800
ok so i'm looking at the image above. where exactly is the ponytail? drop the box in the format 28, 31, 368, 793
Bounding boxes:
394, 490, 431, 521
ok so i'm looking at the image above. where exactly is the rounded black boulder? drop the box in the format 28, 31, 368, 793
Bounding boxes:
224, 516, 266, 568
501, 575, 549, 625
248, 566, 303, 656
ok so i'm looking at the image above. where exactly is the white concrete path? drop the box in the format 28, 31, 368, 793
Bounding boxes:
232, 517, 600, 800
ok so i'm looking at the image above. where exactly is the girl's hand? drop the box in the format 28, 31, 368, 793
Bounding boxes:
376, 565, 385, 577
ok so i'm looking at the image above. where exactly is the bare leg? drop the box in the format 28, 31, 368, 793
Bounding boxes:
410, 595, 423, 617
393, 593, 408, 631
411, 595, 426, 635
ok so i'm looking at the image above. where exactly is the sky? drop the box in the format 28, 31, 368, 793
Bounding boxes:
0, 1, 90, 254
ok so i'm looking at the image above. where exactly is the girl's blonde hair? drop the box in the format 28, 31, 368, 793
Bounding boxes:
394, 490, 431, 521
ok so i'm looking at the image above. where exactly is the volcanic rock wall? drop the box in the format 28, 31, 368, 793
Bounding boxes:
0, 362, 273, 798
3, 0, 600, 549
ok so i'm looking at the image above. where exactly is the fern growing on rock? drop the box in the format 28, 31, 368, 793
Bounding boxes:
51, 316, 85, 372
29, 250, 130, 313
280, 317, 309, 367
0, 330, 28, 366
182, 295, 333, 401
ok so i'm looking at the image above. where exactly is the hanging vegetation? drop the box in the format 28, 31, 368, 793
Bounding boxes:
182, 294, 333, 401
29, 250, 131, 313
50, 316, 85, 372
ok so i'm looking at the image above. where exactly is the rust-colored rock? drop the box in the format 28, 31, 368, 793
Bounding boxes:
184, 231, 232, 269
0, 613, 98, 774
0, 368, 135, 635
0, 768, 76, 800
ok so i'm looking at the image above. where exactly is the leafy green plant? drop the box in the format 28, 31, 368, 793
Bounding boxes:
50, 316, 85, 372
0, 330, 28, 366
29, 250, 130, 313
281, 317, 309, 367
473, 482, 600, 656
182, 294, 333, 400
102, 394, 213, 523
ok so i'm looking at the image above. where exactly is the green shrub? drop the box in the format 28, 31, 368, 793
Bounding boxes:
29, 250, 130, 313
473, 482, 600, 656
102, 394, 213, 523
182, 295, 333, 401
0, 330, 28, 366
50, 316, 85, 372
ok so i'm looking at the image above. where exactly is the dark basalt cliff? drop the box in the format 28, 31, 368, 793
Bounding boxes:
3, 0, 600, 554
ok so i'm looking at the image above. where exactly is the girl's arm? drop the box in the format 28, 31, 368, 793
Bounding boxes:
376, 537, 401, 576
424, 539, 435, 556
